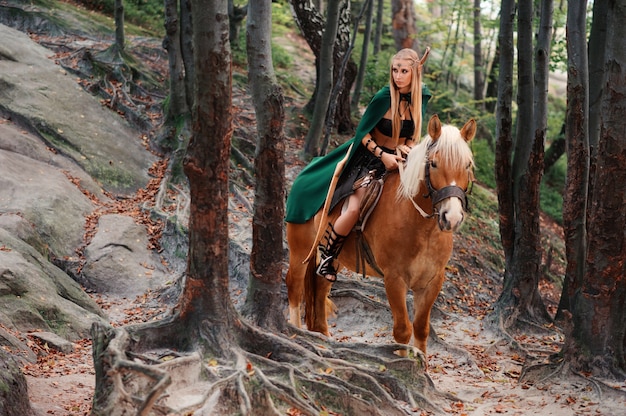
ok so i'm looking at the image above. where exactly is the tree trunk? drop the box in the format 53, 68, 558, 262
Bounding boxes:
543, 123, 565, 173
557, 0, 589, 320
180, 0, 195, 111
495, 0, 550, 325
391, 0, 419, 51
228, 0, 247, 47
484, 43, 500, 114
241, 0, 287, 331
163, 0, 189, 124
373, 0, 384, 55
473, 0, 484, 108
586, 0, 608, 221
566, 0, 626, 377
114, 0, 124, 51
303, 0, 340, 157
351, 0, 374, 111
179, 0, 239, 352
494, 0, 515, 275
289, 0, 356, 136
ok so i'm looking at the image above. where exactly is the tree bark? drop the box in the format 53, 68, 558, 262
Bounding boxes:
241, 0, 287, 331
373, 0, 384, 55
494, 0, 515, 277
179, 0, 240, 353
557, 0, 589, 320
303, 0, 341, 157
163, 0, 189, 124
289, 0, 356, 136
351, 0, 374, 111
114, 0, 124, 51
565, 0, 626, 378
495, 0, 550, 325
391, 0, 419, 51
180, 0, 195, 112
473, 0, 484, 108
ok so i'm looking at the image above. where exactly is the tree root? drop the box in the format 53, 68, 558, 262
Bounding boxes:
92, 313, 456, 415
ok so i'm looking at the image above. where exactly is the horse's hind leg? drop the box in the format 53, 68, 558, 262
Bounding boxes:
384, 276, 413, 353
286, 222, 313, 328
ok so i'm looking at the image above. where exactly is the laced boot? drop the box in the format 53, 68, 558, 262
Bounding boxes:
316, 223, 347, 282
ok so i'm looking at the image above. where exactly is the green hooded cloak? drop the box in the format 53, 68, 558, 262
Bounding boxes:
285, 85, 431, 224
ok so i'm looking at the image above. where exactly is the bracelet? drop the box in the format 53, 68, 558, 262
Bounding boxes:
375, 146, 383, 159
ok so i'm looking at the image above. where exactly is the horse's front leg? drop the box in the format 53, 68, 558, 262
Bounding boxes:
411, 272, 445, 357
383, 275, 412, 355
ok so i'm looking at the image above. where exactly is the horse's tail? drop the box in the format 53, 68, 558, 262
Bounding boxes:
304, 256, 318, 330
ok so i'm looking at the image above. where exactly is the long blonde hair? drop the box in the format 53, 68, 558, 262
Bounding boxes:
388, 47, 430, 143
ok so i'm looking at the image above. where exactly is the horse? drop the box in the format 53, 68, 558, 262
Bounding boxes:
285, 114, 476, 358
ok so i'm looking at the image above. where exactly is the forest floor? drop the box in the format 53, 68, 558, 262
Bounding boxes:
17, 23, 626, 416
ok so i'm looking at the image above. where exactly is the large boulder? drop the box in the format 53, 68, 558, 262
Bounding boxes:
0, 228, 105, 342
0, 23, 157, 195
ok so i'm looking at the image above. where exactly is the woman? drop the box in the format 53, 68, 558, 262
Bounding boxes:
285, 48, 431, 282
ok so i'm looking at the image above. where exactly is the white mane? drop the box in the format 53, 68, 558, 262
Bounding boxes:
398, 125, 475, 200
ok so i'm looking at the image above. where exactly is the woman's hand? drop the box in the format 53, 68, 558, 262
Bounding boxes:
398, 144, 413, 156
380, 152, 403, 170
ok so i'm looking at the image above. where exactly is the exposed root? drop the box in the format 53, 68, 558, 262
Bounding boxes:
92, 314, 456, 415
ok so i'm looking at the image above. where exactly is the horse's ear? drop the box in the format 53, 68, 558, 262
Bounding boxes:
460, 119, 477, 143
428, 114, 442, 140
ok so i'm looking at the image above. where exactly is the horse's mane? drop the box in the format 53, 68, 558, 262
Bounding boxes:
398, 125, 475, 200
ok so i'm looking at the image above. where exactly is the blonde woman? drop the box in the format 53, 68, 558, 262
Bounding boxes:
286, 48, 431, 282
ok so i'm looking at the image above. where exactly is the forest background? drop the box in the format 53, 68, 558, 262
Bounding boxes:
0, 0, 625, 415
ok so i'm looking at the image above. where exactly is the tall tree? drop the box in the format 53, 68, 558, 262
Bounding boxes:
391, 0, 420, 50
565, 0, 626, 377
351, 0, 374, 111
373, 0, 384, 55
241, 0, 287, 331
163, 0, 189, 124
180, 0, 195, 111
557, 0, 589, 319
303, 0, 340, 157
179, 0, 237, 351
495, 0, 550, 326
290, 0, 356, 135
473, 0, 485, 109
114, 0, 124, 51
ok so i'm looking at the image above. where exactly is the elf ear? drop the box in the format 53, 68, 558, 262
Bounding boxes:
419, 47, 431, 66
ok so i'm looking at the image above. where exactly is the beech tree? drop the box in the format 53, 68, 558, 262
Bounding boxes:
492, 0, 552, 329
391, 0, 419, 51
163, 0, 189, 124
289, 0, 357, 135
241, 0, 287, 330
303, 0, 341, 157
562, 0, 626, 378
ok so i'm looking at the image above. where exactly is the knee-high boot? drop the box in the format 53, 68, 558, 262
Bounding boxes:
316, 222, 347, 282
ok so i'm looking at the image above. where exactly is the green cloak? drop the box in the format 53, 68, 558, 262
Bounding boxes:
285, 85, 432, 224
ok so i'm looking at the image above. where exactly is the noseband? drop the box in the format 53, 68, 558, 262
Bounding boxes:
423, 159, 470, 214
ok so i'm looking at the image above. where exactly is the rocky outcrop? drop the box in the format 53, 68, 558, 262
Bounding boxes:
0, 22, 167, 352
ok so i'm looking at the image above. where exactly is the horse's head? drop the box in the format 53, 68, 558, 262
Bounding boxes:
399, 114, 476, 232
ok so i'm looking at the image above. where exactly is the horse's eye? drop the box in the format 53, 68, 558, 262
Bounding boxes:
430, 160, 438, 168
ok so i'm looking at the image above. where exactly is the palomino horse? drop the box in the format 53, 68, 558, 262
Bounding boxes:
286, 114, 476, 357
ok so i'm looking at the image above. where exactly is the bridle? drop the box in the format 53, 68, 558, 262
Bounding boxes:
399, 145, 472, 219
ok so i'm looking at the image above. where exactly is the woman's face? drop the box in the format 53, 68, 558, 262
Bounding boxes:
392, 59, 413, 92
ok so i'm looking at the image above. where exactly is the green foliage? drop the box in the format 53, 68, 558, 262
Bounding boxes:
471, 138, 496, 189
76, 0, 164, 36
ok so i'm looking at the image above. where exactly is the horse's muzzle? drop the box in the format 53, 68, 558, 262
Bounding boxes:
437, 198, 465, 232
